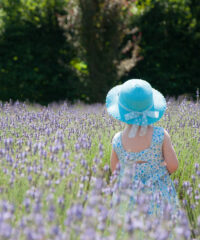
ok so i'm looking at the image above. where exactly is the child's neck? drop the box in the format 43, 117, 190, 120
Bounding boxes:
125, 124, 142, 131
124, 125, 151, 137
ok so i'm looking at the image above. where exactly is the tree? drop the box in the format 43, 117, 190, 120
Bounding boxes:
64, 0, 141, 103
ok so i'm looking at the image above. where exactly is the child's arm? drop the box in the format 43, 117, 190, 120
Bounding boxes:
162, 129, 179, 174
110, 147, 119, 174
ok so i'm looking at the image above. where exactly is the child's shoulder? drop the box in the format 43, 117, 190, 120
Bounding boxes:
152, 126, 165, 144
154, 125, 163, 130
112, 131, 121, 143
154, 126, 170, 137
154, 125, 165, 133
112, 131, 121, 146
111, 131, 121, 152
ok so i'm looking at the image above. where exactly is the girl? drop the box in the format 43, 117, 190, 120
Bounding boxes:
106, 79, 185, 229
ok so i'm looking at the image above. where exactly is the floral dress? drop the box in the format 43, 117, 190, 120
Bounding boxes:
110, 126, 181, 220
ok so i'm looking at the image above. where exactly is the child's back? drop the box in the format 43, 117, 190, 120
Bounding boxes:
112, 125, 168, 181
105, 79, 181, 219
111, 125, 180, 216
112, 124, 178, 180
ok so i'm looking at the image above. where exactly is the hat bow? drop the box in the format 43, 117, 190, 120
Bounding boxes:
124, 110, 159, 125
118, 101, 160, 138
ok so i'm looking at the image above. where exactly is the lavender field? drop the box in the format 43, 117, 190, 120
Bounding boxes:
0, 99, 200, 240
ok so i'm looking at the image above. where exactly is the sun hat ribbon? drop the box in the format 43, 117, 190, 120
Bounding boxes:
124, 110, 159, 123
118, 101, 160, 138
119, 100, 159, 123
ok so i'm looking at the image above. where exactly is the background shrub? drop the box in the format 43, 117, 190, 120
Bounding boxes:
0, 0, 80, 105
126, 0, 200, 98
0, 0, 199, 104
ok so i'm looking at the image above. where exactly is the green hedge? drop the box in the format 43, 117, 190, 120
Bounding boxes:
0, 0, 199, 104
0, 0, 80, 105
126, 0, 200, 98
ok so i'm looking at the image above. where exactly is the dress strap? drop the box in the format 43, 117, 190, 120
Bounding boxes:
112, 132, 121, 155
151, 126, 164, 147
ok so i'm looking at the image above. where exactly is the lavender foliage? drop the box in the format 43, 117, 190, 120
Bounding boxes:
0, 99, 199, 239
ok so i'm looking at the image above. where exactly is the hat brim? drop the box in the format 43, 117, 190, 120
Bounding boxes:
105, 84, 166, 125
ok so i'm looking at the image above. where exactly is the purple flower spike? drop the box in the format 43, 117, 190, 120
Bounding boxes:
0, 222, 12, 238
103, 164, 109, 172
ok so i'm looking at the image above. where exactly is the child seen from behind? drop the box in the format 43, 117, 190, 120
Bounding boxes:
106, 79, 190, 238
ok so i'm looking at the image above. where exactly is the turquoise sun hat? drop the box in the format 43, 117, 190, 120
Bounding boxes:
105, 79, 166, 128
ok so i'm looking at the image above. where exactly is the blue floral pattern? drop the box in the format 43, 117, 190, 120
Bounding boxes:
111, 126, 181, 218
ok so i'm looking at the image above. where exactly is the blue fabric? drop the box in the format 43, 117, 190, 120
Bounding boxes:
105, 79, 166, 125
111, 126, 181, 219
